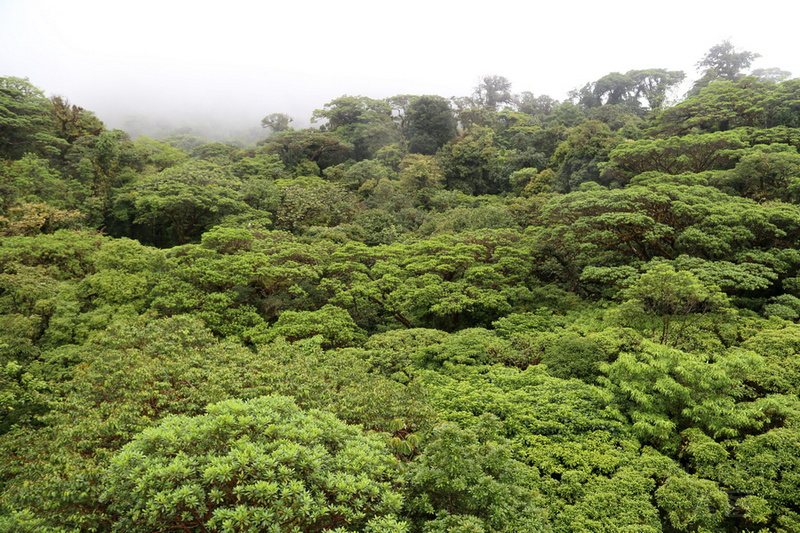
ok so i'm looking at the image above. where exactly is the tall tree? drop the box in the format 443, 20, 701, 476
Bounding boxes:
0, 77, 65, 159
312, 95, 399, 160
260, 112, 293, 133
49, 95, 104, 143
573, 69, 685, 114
473, 75, 513, 111
404, 95, 457, 155
125, 160, 248, 245
691, 40, 760, 94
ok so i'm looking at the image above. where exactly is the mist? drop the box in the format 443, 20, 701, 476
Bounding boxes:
2, 0, 798, 144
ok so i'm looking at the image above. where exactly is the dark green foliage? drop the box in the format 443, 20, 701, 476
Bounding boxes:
0, 77, 67, 160
404, 95, 457, 155
438, 127, 508, 195
122, 159, 249, 245
573, 68, 685, 114
312, 95, 400, 160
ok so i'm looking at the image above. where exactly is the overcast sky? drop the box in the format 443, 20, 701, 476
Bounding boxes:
1, 0, 797, 134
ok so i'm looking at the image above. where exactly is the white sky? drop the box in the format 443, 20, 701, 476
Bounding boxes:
1, 0, 797, 132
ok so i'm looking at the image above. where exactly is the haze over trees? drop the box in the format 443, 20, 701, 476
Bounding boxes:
3, 41, 800, 532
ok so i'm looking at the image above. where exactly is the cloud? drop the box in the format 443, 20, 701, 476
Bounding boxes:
1, 0, 796, 137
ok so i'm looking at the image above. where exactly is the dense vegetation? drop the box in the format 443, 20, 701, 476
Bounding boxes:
3, 41, 800, 532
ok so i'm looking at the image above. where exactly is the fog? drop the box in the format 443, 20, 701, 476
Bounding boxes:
2, 0, 798, 142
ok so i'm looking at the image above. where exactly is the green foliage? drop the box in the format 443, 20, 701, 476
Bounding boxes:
655, 78, 800, 135
531, 182, 800, 296
247, 339, 437, 434
0, 201, 86, 237
404, 95, 457, 155
257, 129, 352, 172
613, 264, 730, 346
49, 95, 104, 144
328, 229, 534, 331
251, 304, 366, 349
741, 324, 800, 394
0, 76, 67, 159
727, 145, 800, 200
413, 328, 529, 370
230, 152, 286, 181
129, 135, 188, 172
7, 63, 800, 533
654, 475, 730, 531
599, 340, 763, 453
397, 154, 445, 197
692, 40, 761, 93
0, 316, 281, 530
438, 127, 508, 195
0, 154, 84, 212
604, 130, 746, 179
403, 419, 548, 532
124, 159, 249, 245
360, 328, 449, 383
102, 395, 405, 533
540, 332, 617, 382
274, 176, 361, 232
261, 112, 294, 133
722, 426, 800, 531
550, 120, 622, 191
573, 68, 685, 113
150, 228, 325, 338
313, 95, 400, 160
338, 159, 395, 192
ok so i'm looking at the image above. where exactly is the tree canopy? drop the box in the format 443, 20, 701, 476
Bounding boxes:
3, 42, 800, 531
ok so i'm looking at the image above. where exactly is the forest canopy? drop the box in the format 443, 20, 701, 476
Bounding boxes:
3, 41, 800, 532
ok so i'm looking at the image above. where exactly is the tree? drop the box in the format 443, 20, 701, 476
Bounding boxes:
0, 153, 84, 212
573, 69, 685, 114
0, 316, 291, 530
397, 154, 445, 194
254, 304, 366, 349
258, 129, 352, 171
327, 230, 531, 331
728, 146, 800, 201
603, 130, 746, 179
516, 92, 558, 118
653, 80, 777, 134
148, 227, 325, 337
0, 76, 66, 159
697, 40, 760, 81
261, 112, 293, 133
599, 340, 762, 453
129, 136, 188, 172
474, 75, 513, 111
126, 160, 249, 245
0, 202, 85, 237
551, 120, 622, 191
190, 141, 241, 163
274, 176, 361, 232
312, 95, 399, 160
403, 95, 457, 155
438, 126, 507, 195
691, 40, 760, 94
49, 95, 104, 143
752, 67, 793, 83
403, 419, 548, 532
613, 264, 730, 346
102, 395, 405, 533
